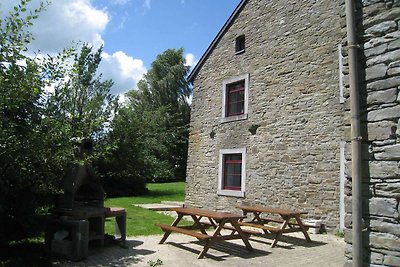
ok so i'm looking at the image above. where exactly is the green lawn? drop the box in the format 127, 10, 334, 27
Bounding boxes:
108, 181, 186, 205
105, 181, 186, 236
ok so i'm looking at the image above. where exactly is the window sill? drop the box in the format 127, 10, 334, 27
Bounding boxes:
235, 49, 245, 55
221, 114, 248, 124
217, 189, 245, 198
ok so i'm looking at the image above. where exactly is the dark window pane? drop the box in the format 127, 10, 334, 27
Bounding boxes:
223, 153, 242, 191
236, 35, 245, 52
226, 80, 245, 117
234, 164, 241, 174
238, 91, 244, 101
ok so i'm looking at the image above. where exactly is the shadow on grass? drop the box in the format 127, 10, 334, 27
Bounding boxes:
145, 189, 180, 197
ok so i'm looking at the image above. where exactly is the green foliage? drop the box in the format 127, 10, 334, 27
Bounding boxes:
0, 0, 62, 245
0, 0, 189, 248
111, 48, 191, 183
0, 1, 117, 245
134, 48, 191, 110
335, 229, 345, 238
45, 44, 118, 143
148, 259, 163, 267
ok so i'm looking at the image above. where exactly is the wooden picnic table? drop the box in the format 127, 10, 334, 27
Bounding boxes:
155, 207, 253, 259
236, 205, 312, 248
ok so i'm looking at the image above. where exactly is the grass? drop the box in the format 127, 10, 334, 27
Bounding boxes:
335, 229, 345, 238
104, 181, 186, 236
108, 181, 186, 205
1, 182, 186, 266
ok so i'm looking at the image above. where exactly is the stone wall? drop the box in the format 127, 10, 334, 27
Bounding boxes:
186, 0, 345, 229
343, 0, 400, 266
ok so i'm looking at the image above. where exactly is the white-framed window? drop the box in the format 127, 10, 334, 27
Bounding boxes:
221, 73, 249, 123
217, 148, 246, 197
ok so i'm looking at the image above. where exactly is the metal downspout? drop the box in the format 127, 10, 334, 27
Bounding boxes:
345, 0, 363, 266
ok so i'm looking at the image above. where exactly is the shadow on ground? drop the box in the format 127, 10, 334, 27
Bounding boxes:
53, 239, 155, 267
1, 240, 52, 267
248, 233, 327, 249
167, 240, 270, 261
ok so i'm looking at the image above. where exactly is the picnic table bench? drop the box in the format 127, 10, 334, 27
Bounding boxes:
236, 205, 312, 248
155, 207, 253, 259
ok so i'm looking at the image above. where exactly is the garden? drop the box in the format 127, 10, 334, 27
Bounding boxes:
1, 182, 185, 266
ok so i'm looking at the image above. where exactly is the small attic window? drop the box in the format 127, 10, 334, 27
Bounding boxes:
235, 35, 245, 54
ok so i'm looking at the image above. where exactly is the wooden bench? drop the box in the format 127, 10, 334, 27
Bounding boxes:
156, 207, 253, 259
258, 217, 317, 229
104, 207, 126, 246
236, 205, 312, 248
155, 223, 212, 241
238, 221, 282, 233
200, 221, 260, 235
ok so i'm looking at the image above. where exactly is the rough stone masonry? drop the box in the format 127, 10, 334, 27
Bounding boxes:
341, 0, 400, 266
186, 0, 344, 231
186, 0, 399, 266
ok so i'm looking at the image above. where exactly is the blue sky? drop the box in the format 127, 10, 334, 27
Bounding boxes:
1, 0, 241, 95
95, 0, 241, 68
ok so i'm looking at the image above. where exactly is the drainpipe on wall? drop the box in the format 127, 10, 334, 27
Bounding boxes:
345, 0, 363, 266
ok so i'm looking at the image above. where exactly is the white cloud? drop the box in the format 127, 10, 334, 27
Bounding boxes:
185, 53, 198, 68
25, 0, 109, 53
99, 51, 147, 95
1, 0, 147, 95
0, 0, 150, 94
0, 1, 108, 53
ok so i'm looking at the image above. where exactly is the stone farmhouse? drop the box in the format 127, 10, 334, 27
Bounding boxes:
185, 0, 400, 266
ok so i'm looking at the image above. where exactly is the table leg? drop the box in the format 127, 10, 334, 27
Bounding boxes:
159, 214, 183, 244
208, 218, 217, 228
253, 212, 263, 222
294, 215, 311, 242
115, 212, 127, 246
197, 219, 227, 259
270, 217, 289, 248
253, 212, 268, 234
270, 232, 282, 248
231, 220, 253, 251
190, 215, 209, 235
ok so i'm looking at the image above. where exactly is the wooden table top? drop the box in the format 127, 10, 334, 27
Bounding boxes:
169, 207, 245, 220
236, 205, 308, 216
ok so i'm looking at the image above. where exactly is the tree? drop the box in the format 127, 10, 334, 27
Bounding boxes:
45, 44, 117, 143
99, 48, 191, 193
0, 1, 117, 245
133, 48, 191, 110
127, 48, 192, 181
0, 0, 61, 245
96, 105, 172, 196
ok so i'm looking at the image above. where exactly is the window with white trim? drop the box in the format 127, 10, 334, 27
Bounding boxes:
218, 148, 246, 197
222, 74, 249, 123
